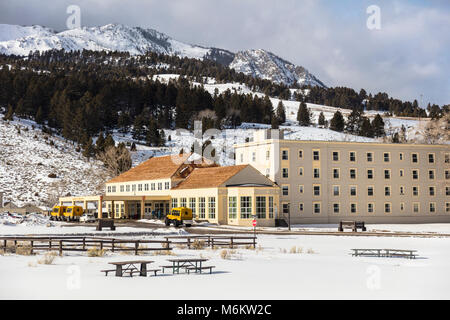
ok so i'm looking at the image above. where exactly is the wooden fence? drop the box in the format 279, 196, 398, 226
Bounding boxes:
164, 235, 257, 249
0, 236, 171, 256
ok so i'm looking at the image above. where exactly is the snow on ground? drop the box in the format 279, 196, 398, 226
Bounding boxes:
0, 117, 111, 207
1, 231, 449, 299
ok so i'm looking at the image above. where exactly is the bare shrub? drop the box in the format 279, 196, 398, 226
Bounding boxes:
16, 242, 33, 256
38, 251, 58, 265
220, 249, 229, 260
307, 248, 316, 254
98, 145, 132, 176
153, 250, 175, 256
192, 240, 205, 250
87, 247, 105, 257
289, 246, 303, 254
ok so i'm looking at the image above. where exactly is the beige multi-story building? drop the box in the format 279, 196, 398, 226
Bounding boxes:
234, 130, 450, 224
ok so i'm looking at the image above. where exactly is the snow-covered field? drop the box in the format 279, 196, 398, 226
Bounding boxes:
1, 231, 449, 299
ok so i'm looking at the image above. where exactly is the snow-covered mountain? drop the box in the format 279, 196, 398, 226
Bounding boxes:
230, 49, 326, 87
0, 24, 324, 87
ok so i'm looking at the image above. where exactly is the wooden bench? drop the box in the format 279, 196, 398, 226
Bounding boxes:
101, 269, 116, 276
96, 219, 116, 231
339, 220, 366, 232
186, 266, 215, 274
161, 265, 179, 273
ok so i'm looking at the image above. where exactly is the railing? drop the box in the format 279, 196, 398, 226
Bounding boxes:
164, 235, 257, 249
0, 236, 171, 256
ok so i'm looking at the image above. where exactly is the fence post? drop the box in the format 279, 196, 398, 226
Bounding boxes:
82, 237, 86, 250
187, 237, 191, 249
165, 239, 170, 250
230, 237, 234, 249
211, 238, 214, 249
100, 241, 103, 251
112, 239, 115, 253
30, 240, 33, 255
49, 238, 52, 250
59, 240, 63, 256
135, 241, 139, 255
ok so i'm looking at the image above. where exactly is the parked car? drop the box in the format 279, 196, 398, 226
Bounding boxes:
79, 213, 96, 223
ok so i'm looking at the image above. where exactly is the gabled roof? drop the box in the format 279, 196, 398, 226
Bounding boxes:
106, 153, 214, 184
171, 165, 250, 190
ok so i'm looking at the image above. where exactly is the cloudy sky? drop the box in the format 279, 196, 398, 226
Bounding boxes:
1, 0, 449, 105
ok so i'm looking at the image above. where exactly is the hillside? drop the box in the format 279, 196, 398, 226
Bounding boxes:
0, 23, 324, 88
0, 117, 111, 208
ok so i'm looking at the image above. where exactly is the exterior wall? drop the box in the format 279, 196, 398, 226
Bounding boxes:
235, 137, 450, 224
169, 188, 220, 224
105, 178, 172, 197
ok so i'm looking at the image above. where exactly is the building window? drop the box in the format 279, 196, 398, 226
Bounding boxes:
429, 187, 435, 196
138, 184, 142, 192
332, 151, 339, 162
132, 184, 136, 192
144, 184, 149, 191
299, 185, 304, 194
385, 203, 391, 214
368, 186, 374, 196
107, 186, 111, 193
180, 197, 187, 208
252, 152, 256, 162
171, 198, 178, 209
350, 169, 357, 179
189, 198, 196, 217
313, 185, 321, 196
313, 203, 321, 214
447, 187, 450, 196
368, 203, 374, 213
151, 183, 155, 191
400, 203, 405, 211
333, 168, 340, 179
445, 170, 450, 180
383, 152, 390, 162
199, 197, 206, 219
333, 203, 340, 214
350, 203, 357, 213
256, 196, 266, 219
208, 197, 216, 219
313, 168, 320, 179
385, 186, 391, 196
282, 150, 289, 160
313, 150, 320, 161
299, 167, 304, 176
400, 186, 405, 195
413, 203, 419, 213
120, 185, 124, 192
367, 169, 374, 179
400, 169, 404, 177
412, 153, 418, 163
240, 153, 244, 163
428, 153, 435, 163
299, 203, 304, 212
298, 150, 303, 159
126, 185, 130, 192
367, 152, 373, 162
384, 169, 391, 179
412, 170, 419, 180
240, 197, 252, 219
333, 186, 340, 196
268, 197, 274, 218
112, 186, 116, 193
265, 168, 270, 177
349, 152, 356, 162
350, 186, 357, 196
429, 203, 436, 213
282, 203, 290, 215
282, 185, 289, 196
399, 152, 404, 161
228, 197, 237, 219
282, 168, 289, 178
165, 182, 170, 189
446, 202, 450, 213
266, 150, 270, 160
445, 153, 450, 164
158, 182, 162, 190
429, 170, 435, 180
412, 186, 419, 196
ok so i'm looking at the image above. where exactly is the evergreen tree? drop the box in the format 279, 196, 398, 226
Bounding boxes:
95, 132, 105, 154
329, 111, 345, 132
345, 108, 364, 134
371, 114, 385, 137
276, 101, 286, 125
82, 137, 95, 160
297, 102, 311, 126
318, 112, 326, 126
104, 134, 115, 150
359, 117, 374, 137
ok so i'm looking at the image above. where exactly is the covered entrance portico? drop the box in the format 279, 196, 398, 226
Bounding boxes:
59, 195, 171, 220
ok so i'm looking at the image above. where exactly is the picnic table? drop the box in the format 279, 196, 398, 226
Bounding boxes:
351, 249, 417, 259
103, 260, 156, 277
162, 258, 214, 274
